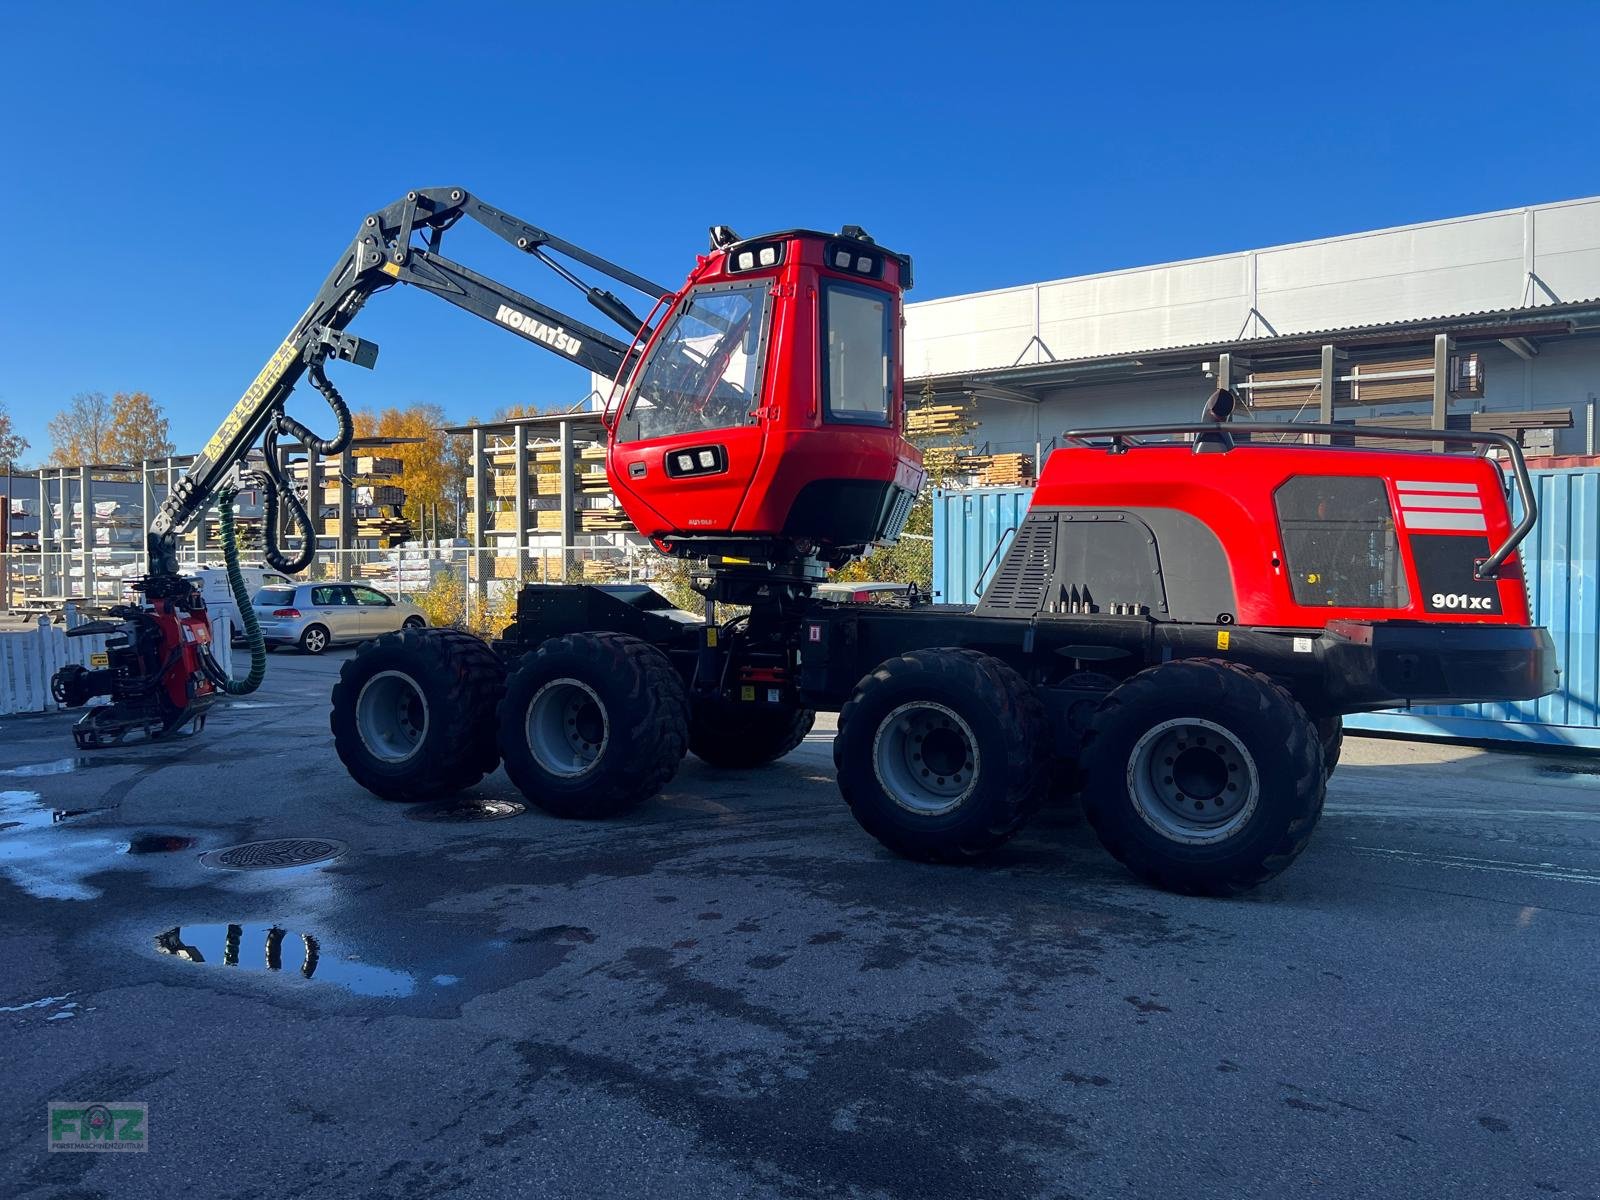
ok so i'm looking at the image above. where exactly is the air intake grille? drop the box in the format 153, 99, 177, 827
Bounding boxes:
881, 486, 917, 542
976, 516, 1055, 611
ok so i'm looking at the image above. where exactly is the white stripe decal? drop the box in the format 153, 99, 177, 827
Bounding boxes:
1398, 493, 1482, 510
1403, 511, 1487, 531
1395, 480, 1479, 493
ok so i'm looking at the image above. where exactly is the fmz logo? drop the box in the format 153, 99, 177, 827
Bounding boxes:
1431, 592, 1495, 611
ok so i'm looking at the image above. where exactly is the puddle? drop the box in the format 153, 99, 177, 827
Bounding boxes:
121, 834, 196, 855
1, 790, 132, 900
405, 798, 526, 823
152, 923, 417, 998
0, 758, 84, 777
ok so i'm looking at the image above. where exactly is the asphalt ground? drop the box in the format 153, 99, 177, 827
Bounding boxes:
1, 647, 1597, 1199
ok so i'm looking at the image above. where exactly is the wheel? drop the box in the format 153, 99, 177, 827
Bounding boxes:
402, 616, 425, 631
330, 628, 506, 802
1080, 659, 1324, 896
497, 632, 689, 819
300, 624, 330, 655
688, 701, 815, 768
834, 648, 1048, 862
1315, 716, 1343, 777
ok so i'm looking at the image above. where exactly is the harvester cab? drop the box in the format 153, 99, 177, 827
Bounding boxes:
606, 226, 923, 570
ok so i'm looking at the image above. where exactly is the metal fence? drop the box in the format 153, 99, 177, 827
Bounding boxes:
2, 540, 693, 640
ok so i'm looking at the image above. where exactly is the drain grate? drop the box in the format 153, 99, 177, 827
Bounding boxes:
405, 798, 526, 823
199, 838, 347, 871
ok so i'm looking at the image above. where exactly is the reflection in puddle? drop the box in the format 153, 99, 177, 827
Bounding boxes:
404, 798, 526, 823
153, 923, 416, 997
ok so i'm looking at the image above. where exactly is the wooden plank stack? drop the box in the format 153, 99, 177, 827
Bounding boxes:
907, 404, 973, 437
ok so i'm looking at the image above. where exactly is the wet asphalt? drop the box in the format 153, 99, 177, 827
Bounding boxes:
1, 647, 1598, 1200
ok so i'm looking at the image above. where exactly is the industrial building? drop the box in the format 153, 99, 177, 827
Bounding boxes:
907, 195, 1600, 470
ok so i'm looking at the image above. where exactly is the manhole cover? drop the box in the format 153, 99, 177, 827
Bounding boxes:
405, 798, 526, 823
199, 838, 347, 871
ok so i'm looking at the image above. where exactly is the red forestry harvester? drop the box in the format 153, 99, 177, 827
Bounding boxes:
55, 188, 1556, 894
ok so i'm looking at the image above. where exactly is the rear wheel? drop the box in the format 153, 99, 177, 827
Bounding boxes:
834, 648, 1048, 862
689, 701, 815, 768
498, 632, 689, 819
1080, 659, 1323, 896
331, 628, 506, 801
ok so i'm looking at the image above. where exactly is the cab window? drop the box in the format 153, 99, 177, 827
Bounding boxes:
821, 281, 891, 425
619, 281, 770, 443
1274, 475, 1408, 608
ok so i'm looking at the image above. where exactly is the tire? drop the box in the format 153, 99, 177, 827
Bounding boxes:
497, 632, 689, 819
1080, 658, 1324, 896
834, 648, 1048, 862
1315, 716, 1343, 777
689, 701, 815, 768
300, 624, 330, 655
330, 627, 506, 802
403, 616, 425, 631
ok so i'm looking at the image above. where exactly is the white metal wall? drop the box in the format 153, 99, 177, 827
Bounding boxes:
906, 197, 1600, 378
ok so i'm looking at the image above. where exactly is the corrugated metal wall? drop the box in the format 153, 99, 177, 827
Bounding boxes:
931, 468, 1600, 749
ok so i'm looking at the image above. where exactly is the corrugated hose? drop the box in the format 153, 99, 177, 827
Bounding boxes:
202, 485, 267, 696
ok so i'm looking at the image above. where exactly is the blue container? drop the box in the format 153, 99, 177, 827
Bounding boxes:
931, 469, 1600, 750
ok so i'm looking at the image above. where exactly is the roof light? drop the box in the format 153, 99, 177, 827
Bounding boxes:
758, 246, 777, 266
736, 250, 755, 270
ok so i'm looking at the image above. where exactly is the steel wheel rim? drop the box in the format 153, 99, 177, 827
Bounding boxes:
872, 701, 979, 816
355, 670, 430, 763
1127, 717, 1259, 844
526, 678, 608, 778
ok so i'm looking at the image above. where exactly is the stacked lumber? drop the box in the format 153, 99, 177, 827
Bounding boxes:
1242, 366, 1342, 410
1468, 408, 1572, 433
977, 453, 1034, 486
907, 404, 972, 437
579, 507, 632, 532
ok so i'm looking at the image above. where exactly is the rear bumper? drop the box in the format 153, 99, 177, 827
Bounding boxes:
1319, 620, 1558, 711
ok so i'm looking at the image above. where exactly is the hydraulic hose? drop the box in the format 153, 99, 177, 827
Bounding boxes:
261, 357, 355, 575
203, 485, 267, 696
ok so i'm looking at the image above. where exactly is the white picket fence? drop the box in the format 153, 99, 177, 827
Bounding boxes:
0, 608, 231, 717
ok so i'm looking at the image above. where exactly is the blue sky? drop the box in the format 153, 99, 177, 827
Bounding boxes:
2, 1, 1597, 458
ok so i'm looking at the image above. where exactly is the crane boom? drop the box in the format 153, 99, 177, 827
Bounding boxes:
149, 186, 669, 575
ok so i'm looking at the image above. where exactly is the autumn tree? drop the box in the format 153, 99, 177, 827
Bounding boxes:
48, 390, 173, 465
105, 391, 175, 463
348, 402, 452, 531
47, 392, 113, 464
0, 398, 28, 473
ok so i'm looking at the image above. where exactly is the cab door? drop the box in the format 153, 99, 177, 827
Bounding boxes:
609, 279, 774, 534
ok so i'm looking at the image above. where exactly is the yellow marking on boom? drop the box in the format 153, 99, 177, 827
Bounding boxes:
199, 339, 300, 464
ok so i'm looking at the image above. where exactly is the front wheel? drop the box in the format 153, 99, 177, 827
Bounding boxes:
834, 648, 1048, 862
300, 624, 330, 655
330, 628, 506, 801
402, 616, 425, 631
497, 632, 689, 819
1080, 659, 1324, 896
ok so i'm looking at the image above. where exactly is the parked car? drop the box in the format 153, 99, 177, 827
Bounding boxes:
250, 582, 426, 654
186, 567, 295, 645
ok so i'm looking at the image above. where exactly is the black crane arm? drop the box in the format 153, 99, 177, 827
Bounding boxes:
149, 187, 670, 574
